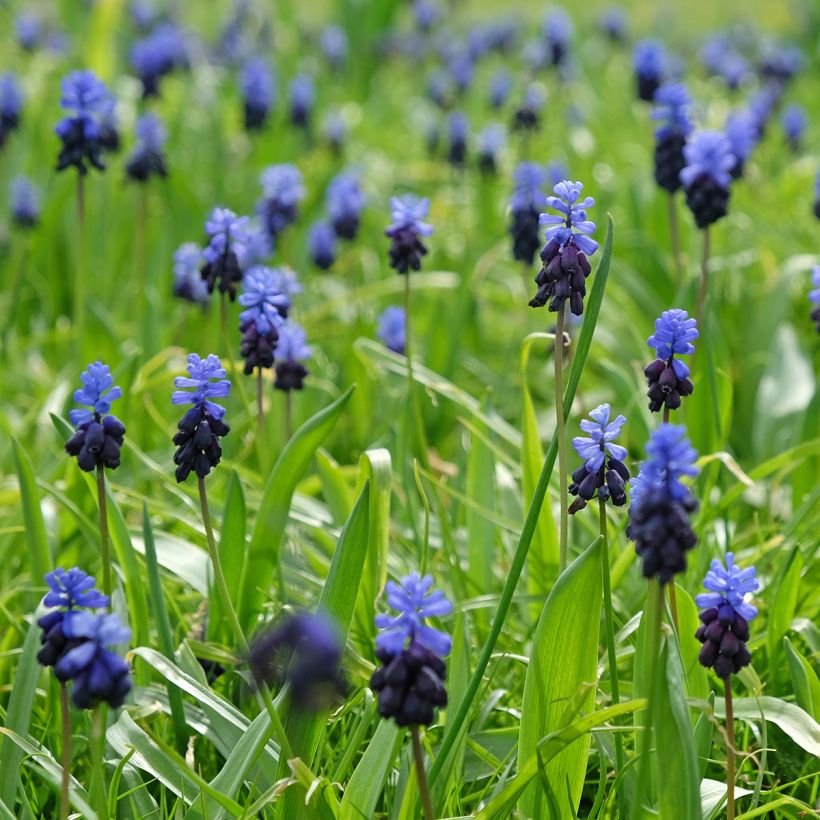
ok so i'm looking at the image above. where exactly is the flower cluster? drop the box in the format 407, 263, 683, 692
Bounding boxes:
447, 111, 469, 166
289, 74, 314, 129
0, 73, 22, 149
273, 322, 312, 392
10, 177, 40, 229
530, 180, 598, 315
569, 404, 630, 513
65, 363, 126, 472
633, 39, 666, 102
810, 266, 820, 334
644, 309, 698, 413
652, 83, 693, 194
695, 554, 758, 678
319, 25, 348, 70
173, 242, 210, 305
130, 23, 187, 98
476, 124, 504, 174
240, 57, 274, 130
725, 110, 758, 179
308, 221, 337, 270
37, 568, 132, 709
377, 305, 406, 354
238, 267, 290, 374
257, 164, 305, 239
171, 354, 231, 482
385, 195, 433, 275
371, 574, 451, 727
629, 425, 699, 584
681, 131, 735, 228
509, 162, 547, 265
512, 84, 546, 133
326, 172, 365, 240
543, 7, 572, 69
200, 208, 250, 300
125, 113, 168, 182
55, 70, 115, 175
249, 612, 346, 710
782, 104, 806, 152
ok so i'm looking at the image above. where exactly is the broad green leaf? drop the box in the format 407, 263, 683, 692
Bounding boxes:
700, 779, 752, 817
286, 758, 341, 820
674, 585, 710, 702
340, 721, 402, 820
465, 418, 496, 606
519, 537, 603, 818
693, 691, 715, 781
654, 637, 700, 820
316, 448, 355, 524
12, 439, 52, 604
784, 637, 820, 721
767, 547, 803, 688
130, 530, 209, 595
239, 386, 354, 631
0, 622, 40, 806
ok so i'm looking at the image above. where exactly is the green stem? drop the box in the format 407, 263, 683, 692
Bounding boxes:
197, 476, 293, 760
284, 390, 292, 442
256, 367, 265, 442
696, 226, 711, 332
668, 194, 683, 281
599, 498, 625, 814
555, 309, 569, 572
96, 466, 111, 598
411, 726, 434, 820
60, 684, 71, 820
90, 705, 108, 820
725, 678, 736, 820
74, 174, 86, 359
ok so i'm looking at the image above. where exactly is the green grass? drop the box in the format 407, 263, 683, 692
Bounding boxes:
1, 0, 819, 818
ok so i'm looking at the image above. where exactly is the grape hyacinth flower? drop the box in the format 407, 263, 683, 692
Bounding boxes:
530, 180, 598, 315
680, 131, 735, 229
326, 172, 365, 240
782, 104, 806, 152
10, 177, 40, 229
447, 111, 468, 166
323, 109, 347, 153
249, 612, 346, 710
810, 266, 820, 333
598, 6, 627, 42
131, 0, 156, 31
200, 207, 250, 300
371, 573, 451, 727
238, 267, 289, 374
240, 57, 274, 130
239, 222, 274, 270
15, 13, 43, 51
476, 124, 504, 174
759, 42, 803, 85
130, 24, 186, 98
319, 24, 348, 70
628, 424, 699, 584
509, 163, 547, 265
125, 113, 168, 182
725, 110, 758, 179
257, 163, 305, 239
568, 404, 630, 513
542, 7, 572, 69
55, 70, 115, 175
274, 322, 311, 391
377, 306, 407, 354
413, 0, 440, 32
385, 195, 433, 275
748, 86, 779, 140
447, 50, 474, 97
308, 221, 337, 270
633, 40, 666, 102
0, 73, 22, 149
489, 68, 511, 109
289, 74, 314, 130
173, 242, 210, 305
652, 83, 693, 194
512, 84, 546, 133
36, 568, 109, 669
171, 353, 231, 482
813, 170, 820, 221
644, 309, 698, 413
695, 553, 758, 678
65, 363, 126, 472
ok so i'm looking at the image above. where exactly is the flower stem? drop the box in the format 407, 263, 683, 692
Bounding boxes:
284, 390, 293, 441
555, 309, 569, 573
667, 583, 680, 635
598, 498, 625, 814
411, 726, 435, 820
197, 476, 293, 760
696, 226, 711, 332
256, 367, 265, 441
725, 677, 736, 820
96, 465, 112, 598
89, 705, 108, 820
74, 174, 86, 359
60, 683, 71, 820
668, 193, 683, 281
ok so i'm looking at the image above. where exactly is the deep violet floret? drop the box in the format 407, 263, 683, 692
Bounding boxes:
385, 195, 433, 275
644, 309, 698, 413
200, 207, 250, 300
680, 130, 735, 229
652, 83, 693, 194
126, 112, 168, 182
273, 321, 311, 392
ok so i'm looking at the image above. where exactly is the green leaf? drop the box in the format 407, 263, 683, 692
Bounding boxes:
12, 439, 53, 604
693, 691, 715, 782
519, 537, 603, 818
673, 585, 710, 702
316, 448, 355, 524
713, 696, 820, 756
339, 721, 402, 820
654, 636, 700, 820
209, 471, 246, 643
700, 778, 752, 818
0, 622, 41, 806
429, 214, 614, 787
767, 547, 803, 688
465, 417, 496, 605
784, 637, 820, 722
239, 386, 354, 631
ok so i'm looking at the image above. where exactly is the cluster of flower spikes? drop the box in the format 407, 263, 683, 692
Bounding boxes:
568, 404, 630, 514
273, 321, 312, 392
681, 131, 735, 229
65, 362, 126, 472
543, 8, 572, 69
37, 568, 132, 709
249, 612, 346, 710
652, 83, 693, 194
240, 57, 274, 130
126, 113, 168, 182
530, 179, 598, 315
326, 171, 365, 240
644, 309, 698, 413
371, 573, 451, 727
289, 74, 314, 129
10, 176, 40, 229
628, 424, 699, 584
308, 221, 337, 270
171, 353, 231, 482
512, 85, 544, 133
447, 111, 468, 166
385, 195, 433, 275
810, 266, 820, 334
130, 23, 187, 98
172, 242, 210, 305
55, 70, 115, 175
377, 305, 406, 354
199, 208, 250, 300
476, 124, 504, 174
695, 553, 758, 678
0, 73, 22, 149
257, 164, 305, 240
238, 266, 290, 374
725, 109, 757, 180
509, 162, 547, 265
633, 39, 666, 102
